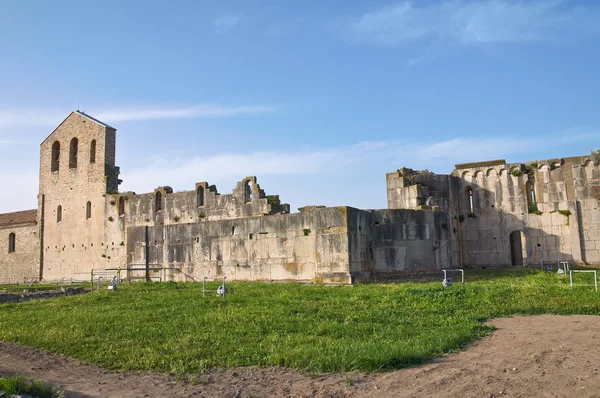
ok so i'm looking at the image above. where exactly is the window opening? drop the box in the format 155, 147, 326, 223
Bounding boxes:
155, 191, 162, 212
244, 181, 252, 203
197, 186, 205, 207
90, 140, 96, 163
8, 233, 15, 253
466, 187, 474, 212
51, 141, 60, 172
69, 138, 78, 168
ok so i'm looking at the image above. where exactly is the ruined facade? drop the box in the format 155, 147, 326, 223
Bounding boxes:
0, 111, 598, 284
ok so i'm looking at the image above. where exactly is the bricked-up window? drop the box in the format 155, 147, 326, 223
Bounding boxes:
51, 141, 60, 172
90, 140, 96, 163
155, 191, 162, 212
244, 181, 252, 203
86, 201, 92, 219
118, 197, 125, 216
197, 186, 205, 207
8, 232, 15, 253
57, 205, 62, 223
69, 138, 79, 168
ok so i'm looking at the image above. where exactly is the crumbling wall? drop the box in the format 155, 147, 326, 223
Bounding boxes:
118, 176, 290, 228
388, 155, 600, 268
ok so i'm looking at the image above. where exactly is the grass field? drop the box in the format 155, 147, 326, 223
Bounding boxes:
0, 269, 599, 376
0, 375, 64, 398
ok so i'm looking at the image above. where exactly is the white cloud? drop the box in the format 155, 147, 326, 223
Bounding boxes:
95, 105, 276, 123
118, 135, 569, 207
0, 132, 595, 213
214, 14, 242, 34
0, 104, 277, 127
351, 0, 600, 46
0, 170, 38, 213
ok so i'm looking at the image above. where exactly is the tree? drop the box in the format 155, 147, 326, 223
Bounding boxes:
592, 148, 600, 155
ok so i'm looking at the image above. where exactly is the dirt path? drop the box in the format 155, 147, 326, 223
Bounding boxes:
1, 315, 599, 397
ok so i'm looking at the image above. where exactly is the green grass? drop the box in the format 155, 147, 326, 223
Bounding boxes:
0, 375, 64, 398
0, 283, 88, 293
0, 269, 599, 376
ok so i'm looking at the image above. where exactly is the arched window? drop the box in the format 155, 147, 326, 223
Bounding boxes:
86, 201, 92, 219
69, 138, 78, 168
57, 205, 62, 223
8, 232, 15, 253
466, 187, 474, 213
90, 140, 96, 163
155, 191, 162, 212
51, 141, 60, 172
244, 181, 252, 203
197, 186, 205, 207
118, 197, 125, 216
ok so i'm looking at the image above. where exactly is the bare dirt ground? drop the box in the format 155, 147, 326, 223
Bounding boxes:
1, 315, 599, 398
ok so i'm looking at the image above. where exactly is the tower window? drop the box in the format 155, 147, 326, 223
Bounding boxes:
69, 138, 78, 168
8, 232, 15, 253
86, 201, 92, 219
118, 197, 125, 216
90, 140, 96, 163
57, 205, 62, 223
51, 141, 60, 172
155, 191, 162, 212
197, 186, 205, 207
244, 181, 252, 203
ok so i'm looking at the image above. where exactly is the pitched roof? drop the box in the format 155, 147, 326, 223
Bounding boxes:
40, 110, 115, 146
0, 209, 38, 227
73, 110, 115, 129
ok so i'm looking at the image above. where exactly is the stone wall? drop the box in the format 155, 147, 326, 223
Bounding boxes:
0, 223, 40, 283
347, 207, 451, 281
125, 206, 352, 284
387, 155, 600, 267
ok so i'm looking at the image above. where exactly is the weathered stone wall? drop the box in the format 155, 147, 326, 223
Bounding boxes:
347, 207, 451, 280
125, 206, 352, 284
0, 223, 40, 283
388, 155, 600, 267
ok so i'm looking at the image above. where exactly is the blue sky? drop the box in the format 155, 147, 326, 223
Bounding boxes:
0, 0, 599, 213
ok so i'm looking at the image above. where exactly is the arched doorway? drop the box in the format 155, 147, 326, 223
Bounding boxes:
510, 230, 527, 266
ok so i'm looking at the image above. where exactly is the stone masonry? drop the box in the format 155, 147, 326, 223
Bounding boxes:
0, 111, 598, 284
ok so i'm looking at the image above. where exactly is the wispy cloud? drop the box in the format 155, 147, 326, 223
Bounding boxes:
350, 0, 600, 46
119, 133, 585, 207
214, 14, 242, 34
0, 104, 277, 127
0, 131, 595, 212
95, 104, 276, 123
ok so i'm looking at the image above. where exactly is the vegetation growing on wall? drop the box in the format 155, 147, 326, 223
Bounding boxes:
528, 203, 542, 215
591, 148, 600, 155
